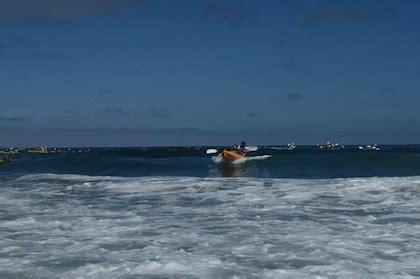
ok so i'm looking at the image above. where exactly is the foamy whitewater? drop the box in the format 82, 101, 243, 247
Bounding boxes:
1, 173, 420, 278
1, 146, 420, 277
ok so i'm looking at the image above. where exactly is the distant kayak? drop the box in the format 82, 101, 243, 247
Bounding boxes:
220, 150, 244, 163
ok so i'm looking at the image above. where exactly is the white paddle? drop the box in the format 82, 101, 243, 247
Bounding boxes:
206, 149, 218, 154
245, 146, 258, 152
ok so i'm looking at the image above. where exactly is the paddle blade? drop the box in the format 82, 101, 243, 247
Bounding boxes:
245, 146, 258, 152
206, 149, 218, 154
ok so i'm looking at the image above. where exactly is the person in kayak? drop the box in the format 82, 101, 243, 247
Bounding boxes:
238, 141, 247, 155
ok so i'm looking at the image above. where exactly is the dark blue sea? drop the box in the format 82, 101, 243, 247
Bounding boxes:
1, 146, 420, 277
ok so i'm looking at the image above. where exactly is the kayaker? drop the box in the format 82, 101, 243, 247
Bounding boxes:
238, 141, 247, 155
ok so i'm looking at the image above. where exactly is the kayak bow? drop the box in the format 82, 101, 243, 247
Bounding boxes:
220, 149, 244, 163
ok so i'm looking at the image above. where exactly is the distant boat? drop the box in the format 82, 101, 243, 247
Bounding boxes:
317, 142, 344, 151
268, 143, 296, 151
359, 144, 380, 151
0, 148, 21, 154
28, 147, 50, 154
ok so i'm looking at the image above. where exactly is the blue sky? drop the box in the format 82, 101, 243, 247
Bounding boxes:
1, 0, 420, 146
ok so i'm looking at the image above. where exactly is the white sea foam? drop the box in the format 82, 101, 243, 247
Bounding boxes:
212, 154, 272, 164
266, 147, 288, 150
232, 155, 273, 164
1, 174, 420, 277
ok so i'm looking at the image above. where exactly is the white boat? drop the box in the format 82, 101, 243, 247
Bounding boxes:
359, 144, 380, 151
28, 147, 50, 154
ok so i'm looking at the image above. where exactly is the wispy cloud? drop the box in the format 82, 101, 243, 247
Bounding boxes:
62, 110, 84, 120
0, 0, 148, 24
30, 51, 65, 59
64, 110, 81, 114
275, 39, 287, 48
0, 115, 28, 122
0, 0, 259, 28
287, 93, 304, 101
0, 33, 39, 50
305, 5, 397, 24
246, 112, 256, 119
104, 107, 128, 114
97, 87, 113, 97
140, 107, 169, 119
104, 107, 169, 117
200, 0, 258, 26
283, 60, 297, 70
381, 87, 397, 96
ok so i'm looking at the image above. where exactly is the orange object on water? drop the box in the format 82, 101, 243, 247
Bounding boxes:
221, 150, 244, 163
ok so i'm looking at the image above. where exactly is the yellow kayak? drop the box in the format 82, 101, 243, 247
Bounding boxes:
221, 149, 244, 163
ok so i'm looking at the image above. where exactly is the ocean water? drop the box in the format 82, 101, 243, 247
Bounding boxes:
1, 146, 420, 278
